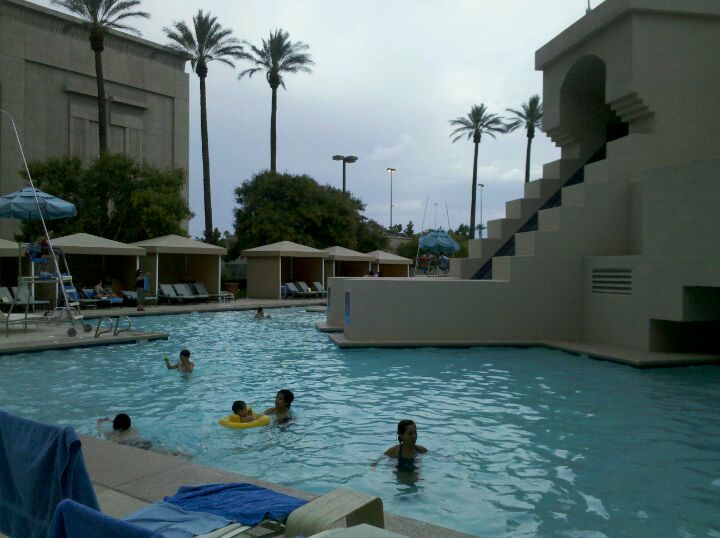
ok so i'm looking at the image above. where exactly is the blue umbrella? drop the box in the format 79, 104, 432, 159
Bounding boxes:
0, 187, 76, 220
418, 229, 460, 254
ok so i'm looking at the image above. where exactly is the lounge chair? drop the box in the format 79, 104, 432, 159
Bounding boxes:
158, 284, 185, 304
312, 282, 328, 298
284, 282, 311, 298
193, 282, 234, 303
173, 283, 208, 303
120, 290, 158, 307
12, 285, 51, 311
296, 281, 319, 298
81, 289, 123, 308
62, 286, 97, 309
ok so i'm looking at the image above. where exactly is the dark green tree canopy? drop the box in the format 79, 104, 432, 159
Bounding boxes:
19, 154, 193, 243
231, 171, 387, 256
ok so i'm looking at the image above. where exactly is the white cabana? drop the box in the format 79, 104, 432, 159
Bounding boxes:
366, 250, 412, 277
242, 241, 326, 299
322, 246, 373, 285
131, 234, 226, 295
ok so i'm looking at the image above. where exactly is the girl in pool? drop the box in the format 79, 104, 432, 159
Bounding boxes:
263, 389, 294, 423
374, 419, 427, 470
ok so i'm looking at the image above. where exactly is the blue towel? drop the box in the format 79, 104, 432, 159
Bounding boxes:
164, 483, 308, 525
0, 410, 99, 538
49, 499, 161, 538
123, 501, 232, 538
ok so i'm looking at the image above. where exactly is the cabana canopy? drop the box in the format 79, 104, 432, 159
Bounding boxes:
131, 235, 226, 296
52, 233, 146, 256
132, 234, 227, 255
243, 241, 325, 258
322, 246, 373, 284
322, 246, 373, 262
242, 241, 326, 299
366, 250, 412, 277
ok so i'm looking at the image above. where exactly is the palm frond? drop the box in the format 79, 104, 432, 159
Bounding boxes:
238, 28, 313, 88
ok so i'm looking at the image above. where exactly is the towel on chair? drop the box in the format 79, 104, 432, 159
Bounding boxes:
164, 483, 308, 525
0, 410, 99, 538
123, 501, 232, 538
49, 499, 161, 538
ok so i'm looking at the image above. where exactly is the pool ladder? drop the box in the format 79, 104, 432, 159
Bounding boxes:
94, 316, 132, 338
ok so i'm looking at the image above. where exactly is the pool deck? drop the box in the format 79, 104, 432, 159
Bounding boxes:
80, 436, 475, 538
0, 299, 326, 355
329, 334, 720, 368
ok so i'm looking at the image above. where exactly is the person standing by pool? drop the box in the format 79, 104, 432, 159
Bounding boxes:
373, 419, 427, 470
135, 269, 148, 312
165, 349, 194, 372
263, 389, 294, 423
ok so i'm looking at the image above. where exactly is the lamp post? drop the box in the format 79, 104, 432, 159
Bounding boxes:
478, 183, 485, 238
332, 154, 358, 193
386, 167, 396, 228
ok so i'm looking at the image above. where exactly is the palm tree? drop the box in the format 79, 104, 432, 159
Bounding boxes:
164, 11, 243, 241
51, 0, 150, 155
506, 95, 543, 183
238, 29, 314, 172
449, 104, 505, 239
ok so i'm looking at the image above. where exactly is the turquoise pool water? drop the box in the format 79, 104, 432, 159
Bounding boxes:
0, 309, 719, 537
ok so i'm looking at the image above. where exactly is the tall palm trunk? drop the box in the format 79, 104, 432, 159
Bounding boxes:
270, 85, 278, 172
90, 29, 108, 155
524, 135, 533, 183
470, 140, 479, 239
198, 68, 213, 239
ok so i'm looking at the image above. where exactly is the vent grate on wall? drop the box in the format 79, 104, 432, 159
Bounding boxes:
591, 267, 632, 295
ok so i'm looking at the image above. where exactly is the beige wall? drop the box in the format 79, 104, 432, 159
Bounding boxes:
336, 260, 371, 278
64, 254, 137, 290
327, 3, 720, 354
0, 0, 189, 239
247, 257, 280, 299
374, 263, 409, 277
282, 257, 323, 286
186, 254, 220, 294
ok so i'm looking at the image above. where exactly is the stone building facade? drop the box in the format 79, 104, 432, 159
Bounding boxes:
0, 0, 189, 239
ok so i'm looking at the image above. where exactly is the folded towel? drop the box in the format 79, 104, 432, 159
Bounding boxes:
123, 501, 231, 538
164, 483, 308, 526
49, 499, 161, 538
0, 410, 99, 538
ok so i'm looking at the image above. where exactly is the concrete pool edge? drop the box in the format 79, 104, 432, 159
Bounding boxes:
0, 330, 169, 356
327, 334, 720, 368
80, 436, 476, 538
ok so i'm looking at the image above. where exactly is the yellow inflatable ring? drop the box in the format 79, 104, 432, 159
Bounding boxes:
218, 414, 270, 429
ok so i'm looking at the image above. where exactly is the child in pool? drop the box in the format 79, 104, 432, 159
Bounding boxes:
263, 389, 294, 423
374, 419, 427, 470
165, 349, 194, 372
232, 400, 259, 423
254, 307, 271, 319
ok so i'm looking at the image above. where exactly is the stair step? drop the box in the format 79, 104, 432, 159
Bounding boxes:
487, 217, 522, 240
538, 206, 587, 232
515, 231, 537, 256
468, 237, 503, 259
506, 197, 538, 220
524, 177, 563, 199
561, 184, 585, 207
491, 256, 512, 280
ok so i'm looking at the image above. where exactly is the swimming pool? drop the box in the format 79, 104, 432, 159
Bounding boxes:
0, 309, 718, 537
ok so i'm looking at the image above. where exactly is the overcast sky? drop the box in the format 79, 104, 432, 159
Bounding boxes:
39, 0, 604, 238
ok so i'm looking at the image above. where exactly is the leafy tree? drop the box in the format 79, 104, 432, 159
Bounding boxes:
164, 11, 243, 241
404, 221, 415, 237
230, 171, 386, 257
238, 29, 314, 172
454, 223, 471, 239
51, 0, 149, 155
19, 154, 192, 243
449, 104, 505, 239
506, 95, 543, 183
387, 224, 402, 235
